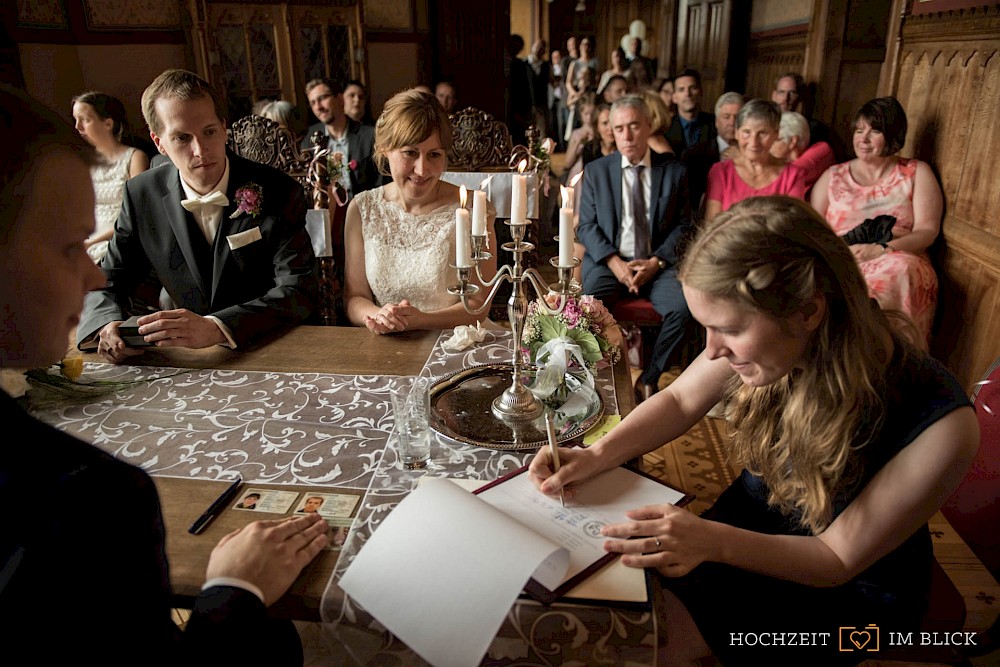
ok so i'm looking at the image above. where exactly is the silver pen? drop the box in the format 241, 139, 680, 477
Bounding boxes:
544, 413, 565, 508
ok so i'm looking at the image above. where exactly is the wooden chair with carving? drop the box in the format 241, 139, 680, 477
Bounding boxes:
448, 107, 540, 322
227, 115, 339, 325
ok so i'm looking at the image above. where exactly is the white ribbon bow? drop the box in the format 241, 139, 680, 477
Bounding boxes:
180, 190, 229, 212
529, 336, 596, 417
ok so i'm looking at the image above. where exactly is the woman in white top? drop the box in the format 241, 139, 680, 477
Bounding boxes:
343, 89, 497, 334
72, 92, 149, 262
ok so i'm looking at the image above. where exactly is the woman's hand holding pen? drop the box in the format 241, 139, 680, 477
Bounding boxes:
601, 504, 721, 577
528, 445, 605, 501
206, 513, 329, 605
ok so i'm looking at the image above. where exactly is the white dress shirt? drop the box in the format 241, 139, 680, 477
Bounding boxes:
177, 161, 237, 348
617, 149, 653, 260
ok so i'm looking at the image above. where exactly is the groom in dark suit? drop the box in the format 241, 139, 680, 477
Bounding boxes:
577, 96, 695, 400
300, 78, 383, 198
78, 69, 317, 361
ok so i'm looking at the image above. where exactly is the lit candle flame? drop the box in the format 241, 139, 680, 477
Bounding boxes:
459, 184, 467, 207
479, 174, 494, 189
569, 171, 583, 188
517, 159, 528, 174
560, 185, 570, 208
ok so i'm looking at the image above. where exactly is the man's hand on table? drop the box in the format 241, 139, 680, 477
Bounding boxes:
96, 321, 144, 364
206, 513, 329, 606
137, 309, 227, 348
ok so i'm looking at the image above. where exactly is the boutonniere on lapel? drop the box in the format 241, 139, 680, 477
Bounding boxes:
230, 182, 263, 219
348, 159, 358, 171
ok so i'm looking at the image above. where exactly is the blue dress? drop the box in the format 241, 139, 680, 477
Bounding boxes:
665, 346, 971, 665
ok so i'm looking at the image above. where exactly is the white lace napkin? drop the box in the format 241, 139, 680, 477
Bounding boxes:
441, 321, 487, 351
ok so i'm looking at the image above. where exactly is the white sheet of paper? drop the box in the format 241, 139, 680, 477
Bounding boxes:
476, 466, 686, 587
339, 479, 568, 667
304, 208, 332, 257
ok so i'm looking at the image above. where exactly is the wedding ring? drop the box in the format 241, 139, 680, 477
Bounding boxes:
654, 538, 662, 551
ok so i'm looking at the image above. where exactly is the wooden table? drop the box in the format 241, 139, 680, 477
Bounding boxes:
73, 326, 637, 623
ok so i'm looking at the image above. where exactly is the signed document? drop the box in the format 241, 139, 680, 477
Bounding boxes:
339, 467, 689, 667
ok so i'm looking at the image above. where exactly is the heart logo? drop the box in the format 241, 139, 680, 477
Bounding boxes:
849, 631, 871, 649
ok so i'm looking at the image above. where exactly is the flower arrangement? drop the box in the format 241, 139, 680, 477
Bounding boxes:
326, 152, 354, 207
533, 137, 555, 175
521, 294, 621, 374
230, 183, 263, 219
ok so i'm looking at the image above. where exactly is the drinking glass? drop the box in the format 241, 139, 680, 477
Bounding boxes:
390, 377, 432, 469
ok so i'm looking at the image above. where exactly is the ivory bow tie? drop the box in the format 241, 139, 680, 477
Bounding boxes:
180, 191, 229, 212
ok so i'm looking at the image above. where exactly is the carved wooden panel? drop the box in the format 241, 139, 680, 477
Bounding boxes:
895, 7, 1000, 389
745, 30, 807, 100
677, 0, 731, 103
446, 107, 513, 172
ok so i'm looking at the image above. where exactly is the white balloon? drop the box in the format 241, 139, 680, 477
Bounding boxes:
620, 33, 633, 53
630, 20, 647, 40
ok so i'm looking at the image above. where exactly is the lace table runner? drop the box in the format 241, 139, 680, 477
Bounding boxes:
27, 364, 394, 490
319, 333, 657, 666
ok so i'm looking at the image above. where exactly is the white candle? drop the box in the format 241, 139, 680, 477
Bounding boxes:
472, 190, 487, 236
456, 207, 472, 267
511, 174, 527, 225
559, 208, 574, 267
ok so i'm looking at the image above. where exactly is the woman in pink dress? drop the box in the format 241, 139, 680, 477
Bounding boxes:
703, 99, 807, 222
812, 97, 942, 347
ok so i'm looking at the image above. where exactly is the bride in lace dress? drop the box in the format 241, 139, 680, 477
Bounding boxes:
344, 89, 497, 334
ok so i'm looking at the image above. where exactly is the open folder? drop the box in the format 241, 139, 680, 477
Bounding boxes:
339, 465, 692, 667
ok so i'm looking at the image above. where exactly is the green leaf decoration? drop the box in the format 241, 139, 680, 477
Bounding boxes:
565, 327, 602, 363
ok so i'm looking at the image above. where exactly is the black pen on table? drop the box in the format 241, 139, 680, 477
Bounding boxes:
544, 414, 566, 508
188, 476, 243, 535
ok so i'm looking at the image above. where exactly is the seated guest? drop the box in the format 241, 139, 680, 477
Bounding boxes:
0, 83, 329, 665
343, 79, 374, 126
576, 95, 694, 400
72, 91, 150, 263
713, 91, 744, 161
665, 69, 717, 214
434, 80, 457, 114
599, 74, 629, 105
772, 71, 841, 159
531, 195, 977, 666
703, 99, 806, 222
771, 110, 835, 192
564, 65, 595, 143
260, 99, 301, 145
812, 97, 942, 346
654, 76, 675, 116
301, 78, 381, 198
344, 89, 497, 334
597, 47, 631, 96
571, 103, 616, 282
640, 90, 674, 155
564, 93, 598, 177
77, 69, 317, 361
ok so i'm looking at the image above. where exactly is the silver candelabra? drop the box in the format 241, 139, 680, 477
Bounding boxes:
448, 217, 581, 422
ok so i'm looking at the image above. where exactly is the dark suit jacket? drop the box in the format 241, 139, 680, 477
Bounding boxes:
0, 392, 299, 665
77, 153, 317, 348
300, 118, 383, 195
576, 150, 692, 272
665, 112, 719, 212
526, 57, 551, 111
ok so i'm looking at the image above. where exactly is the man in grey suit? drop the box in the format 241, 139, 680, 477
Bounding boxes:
301, 78, 382, 198
577, 96, 695, 401
78, 69, 317, 361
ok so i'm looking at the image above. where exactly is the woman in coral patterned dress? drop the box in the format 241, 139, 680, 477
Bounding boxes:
812, 97, 942, 347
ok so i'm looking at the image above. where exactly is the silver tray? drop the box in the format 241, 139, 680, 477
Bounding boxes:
428, 363, 604, 451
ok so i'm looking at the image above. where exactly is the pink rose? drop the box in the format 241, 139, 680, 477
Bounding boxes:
349, 159, 358, 171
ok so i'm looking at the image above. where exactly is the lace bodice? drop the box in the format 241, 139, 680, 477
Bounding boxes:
88, 147, 136, 262
355, 187, 496, 312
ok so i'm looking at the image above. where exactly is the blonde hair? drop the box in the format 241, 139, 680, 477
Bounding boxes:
373, 89, 453, 176
680, 196, 900, 533
640, 90, 671, 134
